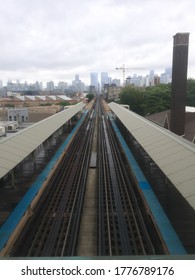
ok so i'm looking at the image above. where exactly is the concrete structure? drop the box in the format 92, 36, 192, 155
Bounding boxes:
103, 84, 121, 101
7, 108, 29, 123
0, 95, 75, 108
170, 32, 190, 136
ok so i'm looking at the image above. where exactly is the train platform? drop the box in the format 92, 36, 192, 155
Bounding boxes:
0, 111, 88, 255
109, 115, 186, 255
108, 102, 195, 254
0, 98, 190, 256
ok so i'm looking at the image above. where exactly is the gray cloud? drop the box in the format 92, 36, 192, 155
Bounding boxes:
0, 0, 194, 84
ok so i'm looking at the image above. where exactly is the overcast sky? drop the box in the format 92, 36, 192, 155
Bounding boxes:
0, 0, 195, 85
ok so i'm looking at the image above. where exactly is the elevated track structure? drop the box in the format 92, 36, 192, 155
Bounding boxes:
0, 98, 192, 257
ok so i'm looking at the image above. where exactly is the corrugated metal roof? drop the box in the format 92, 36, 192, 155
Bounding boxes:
0, 102, 85, 179
36, 96, 46, 100
47, 95, 57, 100
59, 95, 72, 101
15, 96, 25, 101
26, 95, 36, 100
109, 102, 195, 210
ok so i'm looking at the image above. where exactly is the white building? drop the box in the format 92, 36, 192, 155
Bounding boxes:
58, 81, 68, 92
46, 81, 55, 91
7, 108, 29, 123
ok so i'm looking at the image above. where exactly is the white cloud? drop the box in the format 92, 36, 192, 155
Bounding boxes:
0, 0, 194, 84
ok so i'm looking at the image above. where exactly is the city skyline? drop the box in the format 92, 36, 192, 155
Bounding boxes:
0, 68, 172, 89
0, 0, 195, 85
0, 69, 167, 86
0, 67, 172, 94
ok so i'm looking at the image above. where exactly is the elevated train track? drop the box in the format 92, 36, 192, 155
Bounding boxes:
3, 97, 176, 256
9, 105, 95, 257
98, 100, 166, 255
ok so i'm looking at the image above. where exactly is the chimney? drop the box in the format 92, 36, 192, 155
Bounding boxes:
170, 32, 190, 136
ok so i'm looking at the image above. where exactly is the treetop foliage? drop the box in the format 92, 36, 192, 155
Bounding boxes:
118, 79, 195, 116
85, 93, 94, 102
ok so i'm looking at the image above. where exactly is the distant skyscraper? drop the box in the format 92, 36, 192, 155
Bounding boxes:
112, 78, 121, 86
0, 80, 3, 88
35, 81, 41, 90
7, 79, 12, 86
149, 70, 155, 86
101, 72, 108, 89
46, 81, 54, 91
165, 67, 172, 82
39, 82, 43, 90
150, 70, 155, 76
90, 73, 98, 91
108, 77, 112, 84
58, 81, 67, 91
75, 74, 80, 82
165, 67, 172, 78
160, 73, 169, 84
72, 75, 85, 92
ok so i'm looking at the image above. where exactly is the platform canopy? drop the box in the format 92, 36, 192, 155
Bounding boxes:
109, 102, 195, 211
0, 102, 85, 180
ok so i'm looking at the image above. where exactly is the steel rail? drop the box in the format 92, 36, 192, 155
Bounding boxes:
98, 103, 113, 255
102, 115, 132, 255
27, 114, 90, 256
98, 98, 155, 255
11, 109, 94, 256
10, 97, 167, 257
62, 115, 95, 256
105, 115, 155, 254
98, 103, 122, 255
40, 109, 95, 256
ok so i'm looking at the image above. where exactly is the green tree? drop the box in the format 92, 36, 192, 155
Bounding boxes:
186, 79, 195, 106
56, 101, 70, 106
144, 84, 171, 115
119, 84, 171, 116
119, 86, 145, 115
85, 93, 94, 102
118, 80, 195, 116
5, 104, 15, 108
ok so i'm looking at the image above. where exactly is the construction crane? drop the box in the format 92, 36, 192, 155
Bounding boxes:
115, 64, 145, 85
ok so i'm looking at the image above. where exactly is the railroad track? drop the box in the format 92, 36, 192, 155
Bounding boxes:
9, 97, 167, 257
98, 99, 159, 255
11, 106, 96, 257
